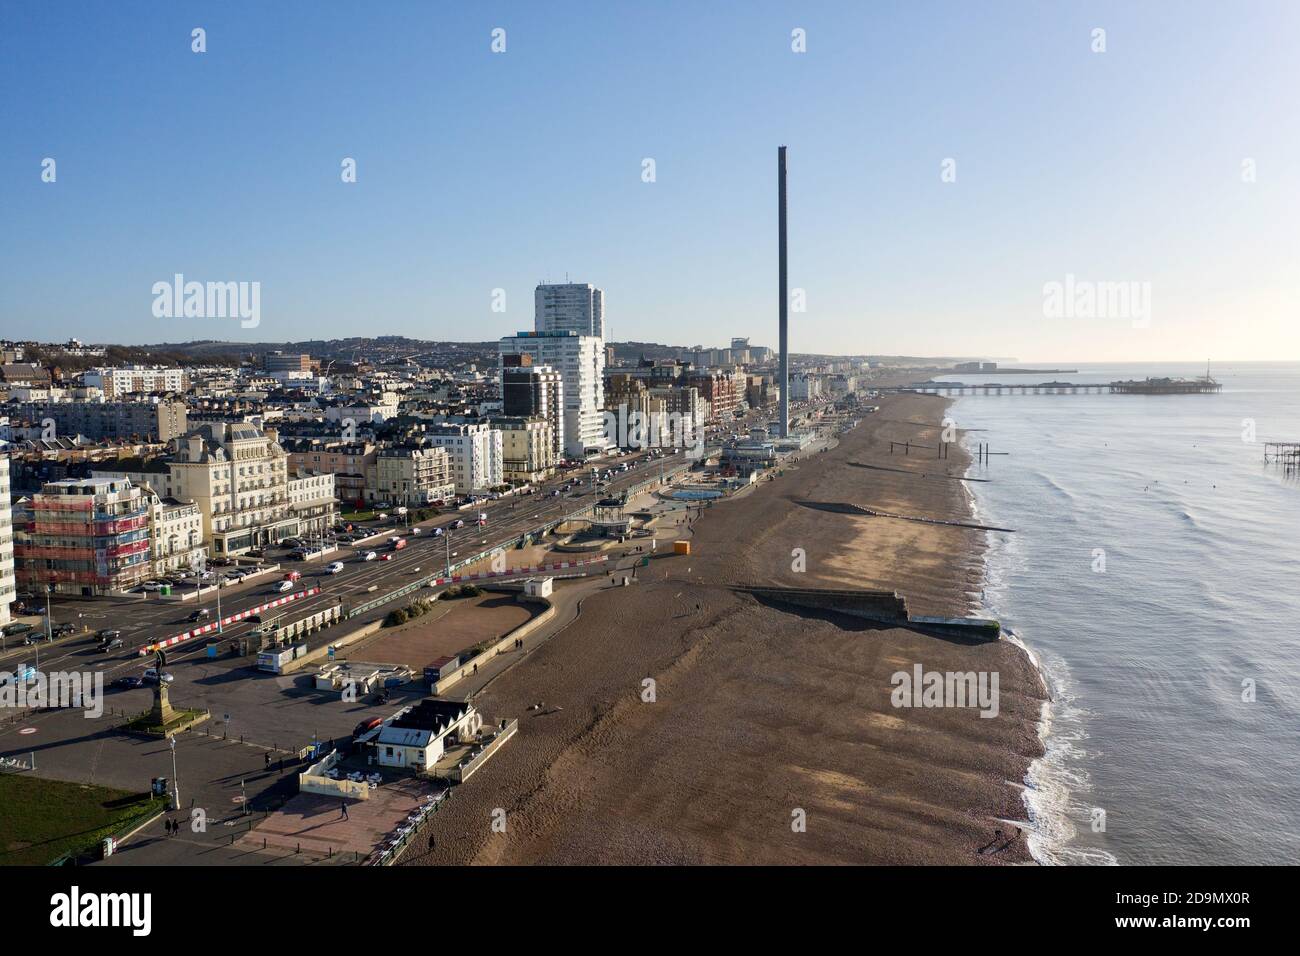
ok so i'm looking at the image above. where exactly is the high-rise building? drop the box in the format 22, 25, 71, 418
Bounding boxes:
499, 331, 607, 459
0, 454, 15, 626
535, 283, 605, 338
502, 360, 564, 463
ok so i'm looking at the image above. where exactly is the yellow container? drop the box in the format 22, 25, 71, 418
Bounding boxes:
673, 541, 691, 555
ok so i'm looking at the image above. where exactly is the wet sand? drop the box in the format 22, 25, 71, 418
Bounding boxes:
404, 393, 1046, 865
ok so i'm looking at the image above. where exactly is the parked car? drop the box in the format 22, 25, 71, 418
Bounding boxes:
141, 580, 165, 592
2, 622, 34, 637
352, 716, 383, 738
142, 668, 174, 684
51, 622, 76, 637
325, 561, 345, 574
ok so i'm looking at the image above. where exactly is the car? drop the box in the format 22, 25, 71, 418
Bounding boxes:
433, 527, 445, 536
187, 608, 211, 623
98, 637, 124, 652
379, 553, 394, 562
325, 561, 345, 574
277, 580, 295, 592
362, 551, 378, 561
284, 570, 302, 582
113, 675, 143, 689
2, 622, 34, 637
51, 622, 76, 637
2, 664, 38, 687
142, 581, 165, 592
142, 668, 174, 684
352, 716, 383, 738
410, 526, 421, 535
96, 628, 123, 641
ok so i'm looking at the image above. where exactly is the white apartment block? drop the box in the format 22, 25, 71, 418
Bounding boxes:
499, 331, 608, 459
0, 454, 15, 627
145, 492, 205, 576
535, 282, 605, 338
84, 365, 186, 398
426, 423, 503, 496
287, 472, 338, 538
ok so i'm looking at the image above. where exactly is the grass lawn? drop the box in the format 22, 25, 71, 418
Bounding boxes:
0, 774, 164, 866
340, 509, 376, 523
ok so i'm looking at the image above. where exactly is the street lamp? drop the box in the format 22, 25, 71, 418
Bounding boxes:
169, 735, 181, 811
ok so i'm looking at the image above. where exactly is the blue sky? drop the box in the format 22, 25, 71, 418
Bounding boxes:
2, 1, 1297, 360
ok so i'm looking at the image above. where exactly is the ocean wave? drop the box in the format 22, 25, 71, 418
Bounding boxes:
1005, 630, 1119, 866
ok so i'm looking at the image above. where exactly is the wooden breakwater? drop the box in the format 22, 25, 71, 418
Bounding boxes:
795, 500, 1014, 533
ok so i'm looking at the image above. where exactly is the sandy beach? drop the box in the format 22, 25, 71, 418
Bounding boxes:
403, 392, 1046, 865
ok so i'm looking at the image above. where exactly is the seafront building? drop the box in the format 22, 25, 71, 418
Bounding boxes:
499, 331, 606, 459
494, 416, 556, 484
14, 476, 151, 596
0, 454, 15, 626
501, 359, 564, 463
287, 472, 338, 539
424, 423, 503, 496
95, 423, 299, 557
373, 445, 456, 507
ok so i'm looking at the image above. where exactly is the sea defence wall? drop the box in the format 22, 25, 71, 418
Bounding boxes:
739, 585, 909, 624
736, 586, 1001, 642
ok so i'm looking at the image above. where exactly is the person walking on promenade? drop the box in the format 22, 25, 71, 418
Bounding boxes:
340, 800, 349, 820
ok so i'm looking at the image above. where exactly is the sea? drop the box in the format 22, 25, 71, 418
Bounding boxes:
942, 361, 1300, 866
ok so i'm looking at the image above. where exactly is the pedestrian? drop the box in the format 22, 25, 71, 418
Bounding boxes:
264, 752, 271, 769
340, 800, 349, 820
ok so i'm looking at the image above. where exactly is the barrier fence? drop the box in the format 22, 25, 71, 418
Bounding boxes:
138, 587, 322, 656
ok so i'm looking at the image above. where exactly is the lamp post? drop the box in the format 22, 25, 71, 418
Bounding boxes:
169, 735, 181, 811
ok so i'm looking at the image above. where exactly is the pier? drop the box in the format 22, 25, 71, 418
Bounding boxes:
886, 378, 1221, 397
1264, 442, 1300, 476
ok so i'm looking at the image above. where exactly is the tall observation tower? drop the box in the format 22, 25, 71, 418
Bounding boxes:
778, 146, 790, 438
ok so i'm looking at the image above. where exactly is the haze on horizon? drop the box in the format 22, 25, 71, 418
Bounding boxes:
2, 1, 1297, 362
